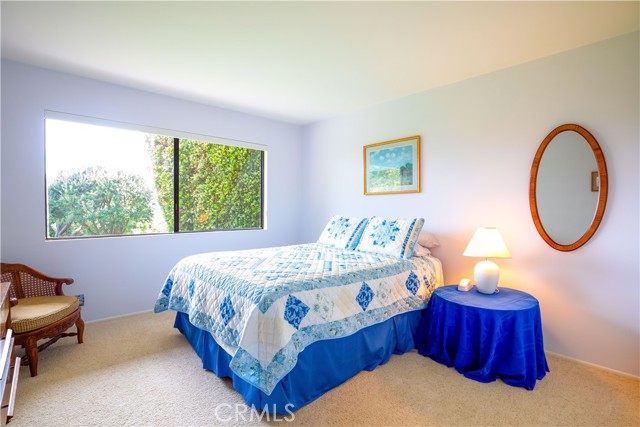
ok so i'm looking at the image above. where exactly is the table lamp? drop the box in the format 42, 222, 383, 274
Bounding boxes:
463, 227, 511, 294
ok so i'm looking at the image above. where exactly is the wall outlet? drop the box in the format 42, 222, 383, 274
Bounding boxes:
76, 293, 85, 306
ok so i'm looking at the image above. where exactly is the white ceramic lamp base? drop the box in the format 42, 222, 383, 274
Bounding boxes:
474, 259, 500, 294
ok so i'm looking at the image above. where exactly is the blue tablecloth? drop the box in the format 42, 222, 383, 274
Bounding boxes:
416, 285, 549, 390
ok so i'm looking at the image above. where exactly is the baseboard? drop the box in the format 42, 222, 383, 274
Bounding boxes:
547, 350, 640, 380
85, 309, 154, 324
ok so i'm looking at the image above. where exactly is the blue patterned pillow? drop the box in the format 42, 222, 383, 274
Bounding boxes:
317, 216, 369, 250
356, 217, 425, 259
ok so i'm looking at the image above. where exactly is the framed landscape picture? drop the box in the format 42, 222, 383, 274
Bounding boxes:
363, 135, 420, 195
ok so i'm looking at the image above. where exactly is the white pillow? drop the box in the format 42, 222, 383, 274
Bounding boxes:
413, 243, 431, 256
317, 216, 369, 250
418, 231, 440, 248
356, 217, 425, 259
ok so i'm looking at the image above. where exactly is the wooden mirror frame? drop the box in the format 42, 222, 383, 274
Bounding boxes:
529, 124, 608, 251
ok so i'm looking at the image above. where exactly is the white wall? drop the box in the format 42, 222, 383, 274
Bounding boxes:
1, 60, 303, 321
301, 33, 639, 376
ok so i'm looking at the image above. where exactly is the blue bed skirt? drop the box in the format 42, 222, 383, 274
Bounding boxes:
174, 309, 424, 413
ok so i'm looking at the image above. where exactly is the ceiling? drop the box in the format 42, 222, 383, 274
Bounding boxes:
2, 1, 638, 125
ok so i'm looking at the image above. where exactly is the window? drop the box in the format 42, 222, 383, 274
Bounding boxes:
45, 112, 265, 239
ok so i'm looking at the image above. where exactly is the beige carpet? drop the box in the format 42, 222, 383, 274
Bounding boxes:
10, 311, 639, 427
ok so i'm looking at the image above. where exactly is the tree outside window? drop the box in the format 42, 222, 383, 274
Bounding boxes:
45, 115, 264, 239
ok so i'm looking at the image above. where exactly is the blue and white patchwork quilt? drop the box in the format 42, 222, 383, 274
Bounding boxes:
154, 243, 443, 395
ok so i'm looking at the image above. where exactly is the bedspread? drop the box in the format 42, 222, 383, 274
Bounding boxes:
154, 243, 442, 394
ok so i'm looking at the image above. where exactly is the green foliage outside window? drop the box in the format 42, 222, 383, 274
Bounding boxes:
46, 119, 263, 239
146, 135, 175, 231
148, 136, 263, 232
47, 166, 154, 238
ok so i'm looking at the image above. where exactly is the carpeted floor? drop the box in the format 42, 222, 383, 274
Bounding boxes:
10, 311, 639, 427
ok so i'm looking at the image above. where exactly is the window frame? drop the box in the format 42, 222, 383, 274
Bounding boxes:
44, 111, 267, 240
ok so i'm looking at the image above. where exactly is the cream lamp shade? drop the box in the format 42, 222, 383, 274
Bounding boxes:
463, 227, 511, 294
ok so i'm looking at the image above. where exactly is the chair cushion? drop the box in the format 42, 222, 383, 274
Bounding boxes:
11, 296, 80, 334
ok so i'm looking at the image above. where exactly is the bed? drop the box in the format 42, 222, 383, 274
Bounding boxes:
154, 216, 443, 413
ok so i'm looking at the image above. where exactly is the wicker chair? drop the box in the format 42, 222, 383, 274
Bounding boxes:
0, 263, 84, 377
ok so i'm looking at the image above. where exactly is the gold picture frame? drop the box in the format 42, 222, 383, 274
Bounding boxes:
363, 135, 421, 195
591, 171, 599, 192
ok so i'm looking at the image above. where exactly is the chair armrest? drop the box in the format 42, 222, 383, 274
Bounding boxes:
52, 278, 75, 296
42, 276, 74, 296
0, 263, 74, 297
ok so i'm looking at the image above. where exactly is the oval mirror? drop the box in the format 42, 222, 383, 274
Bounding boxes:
530, 124, 608, 251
